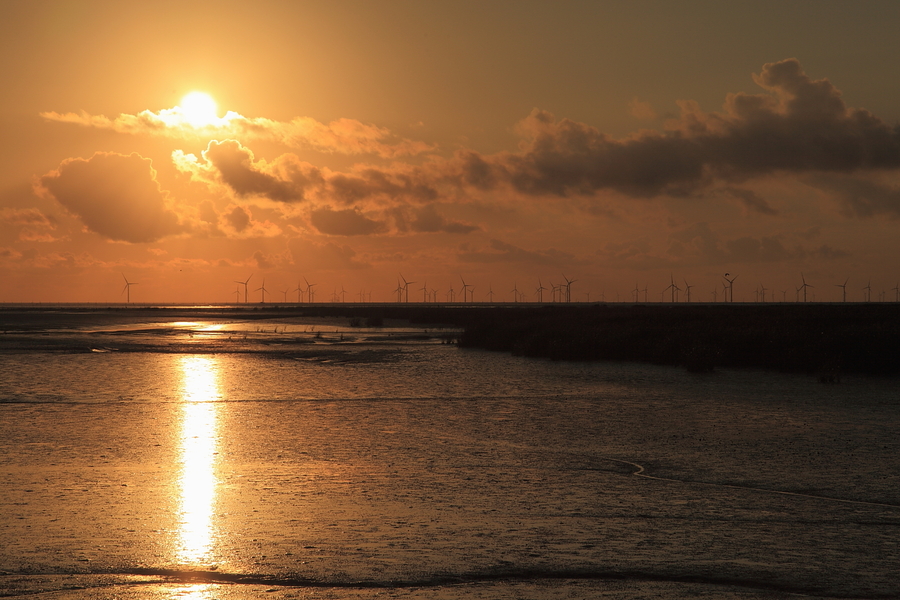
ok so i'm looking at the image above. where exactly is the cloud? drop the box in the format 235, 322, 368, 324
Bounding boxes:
310, 207, 387, 236
36, 152, 184, 243
288, 237, 371, 271
225, 205, 251, 232
409, 204, 479, 234
1, 208, 63, 242
471, 59, 900, 199
176, 139, 442, 208
138, 58, 900, 235
726, 187, 779, 215
41, 107, 433, 158
1, 207, 56, 227
458, 239, 577, 266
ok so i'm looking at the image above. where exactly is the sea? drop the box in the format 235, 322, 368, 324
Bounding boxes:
1, 306, 898, 599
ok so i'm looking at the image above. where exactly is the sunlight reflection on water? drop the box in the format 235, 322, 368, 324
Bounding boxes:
177, 356, 221, 564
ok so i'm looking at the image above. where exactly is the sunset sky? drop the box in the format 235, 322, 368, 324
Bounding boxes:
2, 0, 899, 303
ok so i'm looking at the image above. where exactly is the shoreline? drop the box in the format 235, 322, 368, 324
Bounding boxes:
1, 303, 898, 376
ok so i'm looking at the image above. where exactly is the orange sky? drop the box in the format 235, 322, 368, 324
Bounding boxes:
2, 1, 900, 303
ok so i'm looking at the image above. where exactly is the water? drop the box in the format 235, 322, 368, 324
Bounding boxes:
1, 308, 899, 599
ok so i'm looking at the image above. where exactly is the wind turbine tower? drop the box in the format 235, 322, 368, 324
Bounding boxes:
235, 274, 252, 303
836, 277, 849, 303
799, 273, 813, 303
121, 274, 138, 303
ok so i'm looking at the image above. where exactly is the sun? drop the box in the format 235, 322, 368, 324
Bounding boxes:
179, 92, 219, 127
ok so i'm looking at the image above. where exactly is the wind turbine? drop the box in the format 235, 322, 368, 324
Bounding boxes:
799, 273, 813, 303
510, 282, 520, 303
835, 277, 849, 303
487, 285, 494, 302
121, 274, 137, 303
863, 280, 872, 302
233, 286, 241, 303
758, 283, 767, 303
664, 274, 680, 303
255, 279, 268, 303
535, 279, 547, 303
304, 277, 317, 303
420, 281, 428, 303
291, 279, 303, 304
459, 276, 470, 303
562, 274, 576, 303
723, 273, 737, 302
399, 273, 415, 303
892, 283, 899, 303
683, 278, 693, 303
633, 283, 640, 303
235, 274, 252, 303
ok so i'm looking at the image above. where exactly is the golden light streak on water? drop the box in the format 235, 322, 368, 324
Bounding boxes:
177, 355, 222, 564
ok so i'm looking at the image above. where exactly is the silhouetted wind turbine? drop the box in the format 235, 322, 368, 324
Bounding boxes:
758, 283, 767, 303
893, 283, 899, 303
863, 280, 872, 302
535, 279, 547, 303
291, 279, 303, 304
799, 273, 813, 302
235, 274, 252, 303
683, 278, 693, 303
121, 274, 137, 303
459, 276, 470, 303
664, 274, 680, 303
487, 285, 495, 302
510, 282, 520, 303
562, 274, 576, 303
304, 277, 316, 303
836, 277, 849, 303
400, 273, 415, 303
723, 273, 737, 302
255, 279, 268, 303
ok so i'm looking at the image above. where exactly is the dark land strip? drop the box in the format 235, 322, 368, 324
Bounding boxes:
1, 303, 898, 376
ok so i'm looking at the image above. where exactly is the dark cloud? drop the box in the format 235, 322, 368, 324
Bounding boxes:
252, 249, 276, 270
37, 152, 183, 243
325, 168, 440, 206
477, 59, 900, 199
203, 140, 308, 202
288, 238, 371, 271
310, 207, 387, 236
458, 239, 576, 266
411, 204, 479, 234
225, 205, 251, 232
726, 187, 778, 215
181, 60, 900, 222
